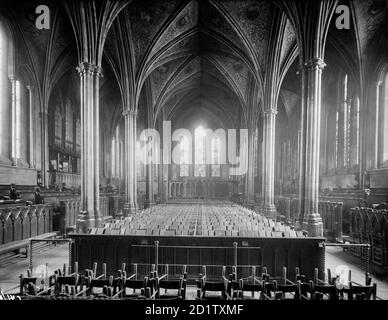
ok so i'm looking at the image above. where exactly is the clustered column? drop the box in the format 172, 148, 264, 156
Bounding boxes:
26, 85, 35, 168
145, 161, 155, 207
245, 128, 255, 205
9, 75, 17, 166
262, 109, 277, 219
123, 109, 138, 215
77, 62, 102, 228
38, 111, 49, 187
299, 58, 325, 237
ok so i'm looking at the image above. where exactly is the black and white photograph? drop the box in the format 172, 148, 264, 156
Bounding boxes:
0, 0, 388, 312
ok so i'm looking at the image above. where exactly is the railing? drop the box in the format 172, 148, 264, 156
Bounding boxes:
0, 204, 53, 245
49, 171, 81, 188
129, 241, 262, 280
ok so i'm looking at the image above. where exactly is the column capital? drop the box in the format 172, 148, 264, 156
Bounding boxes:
76, 62, 103, 77
8, 74, 17, 81
263, 109, 278, 116
299, 58, 326, 71
122, 109, 138, 117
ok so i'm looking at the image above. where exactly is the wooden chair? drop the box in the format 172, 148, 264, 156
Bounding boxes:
267, 268, 302, 300
155, 265, 187, 299
112, 264, 151, 299
19, 271, 40, 296
295, 267, 313, 299
52, 262, 84, 295
196, 266, 233, 300
347, 282, 377, 300
19, 272, 54, 296
310, 282, 340, 300
269, 280, 302, 300
85, 275, 114, 297
237, 267, 269, 300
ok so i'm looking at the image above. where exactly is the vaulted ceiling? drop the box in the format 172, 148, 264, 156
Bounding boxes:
2, 0, 388, 135
103, 0, 298, 129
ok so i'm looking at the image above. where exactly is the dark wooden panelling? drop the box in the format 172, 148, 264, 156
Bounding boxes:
70, 234, 325, 280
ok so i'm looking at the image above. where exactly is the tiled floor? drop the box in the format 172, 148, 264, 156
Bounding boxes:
325, 246, 388, 299
1, 243, 387, 299
0, 243, 70, 293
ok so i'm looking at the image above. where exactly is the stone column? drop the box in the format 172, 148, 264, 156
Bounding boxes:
76, 62, 102, 228
164, 164, 169, 201
299, 58, 325, 237
26, 85, 35, 168
39, 111, 49, 188
276, 0, 338, 237
245, 128, 255, 205
9, 75, 17, 166
262, 109, 277, 219
374, 81, 382, 168
158, 146, 164, 203
123, 109, 138, 215
145, 161, 155, 207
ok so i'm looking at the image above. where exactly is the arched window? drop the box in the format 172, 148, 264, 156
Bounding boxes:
329, 72, 360, 172
211, 135, 220, 177
0, 20, 12, 163
65, 100, 74, 150
136, 141, 143, 178
334, 106, 339, 168
15, 79, 21, 159
75, 118, 81, 153
254, 127, 258, 177
376, 68, 388, 167
194, 126, 206, 177
335, 73, 348, 169
111, 137, 116, 177
111, 125, 122, 178
350, 96, 360, 167
54, 105, 63, 147
179, 135, 189, 177
0, 21, 30, 167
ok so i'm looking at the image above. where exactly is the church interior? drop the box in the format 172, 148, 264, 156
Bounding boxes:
0, 0, 388, 301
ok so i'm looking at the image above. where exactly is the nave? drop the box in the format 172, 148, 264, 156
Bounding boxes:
1, 0, 388, 303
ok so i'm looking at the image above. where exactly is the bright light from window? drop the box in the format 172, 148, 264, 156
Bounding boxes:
0, 23, 5, 154
195, 125, 206, 137
15, 80, 21, 159
195, 126, 206, 176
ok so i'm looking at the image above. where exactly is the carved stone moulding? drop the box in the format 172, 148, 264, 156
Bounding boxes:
76, 62, 103, 77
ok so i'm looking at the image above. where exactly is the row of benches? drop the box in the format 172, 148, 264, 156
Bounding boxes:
0, 204, 53, 245
95, 203, 306, 238
90, 227, 306, 238
347, 207, 388, 268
